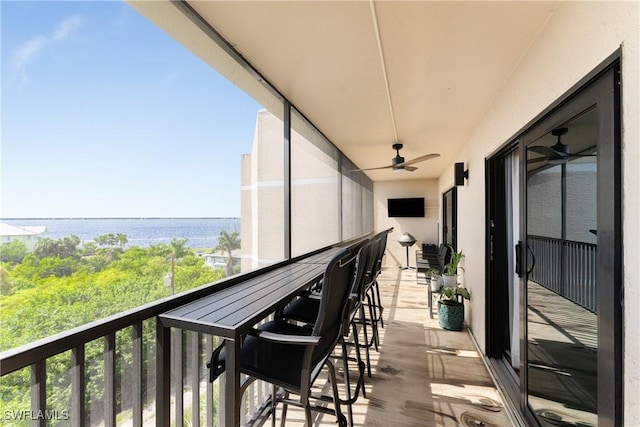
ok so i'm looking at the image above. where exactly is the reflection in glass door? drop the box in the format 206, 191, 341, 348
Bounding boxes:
526, 108, 598, 426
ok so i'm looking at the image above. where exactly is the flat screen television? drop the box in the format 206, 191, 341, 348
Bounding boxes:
387, 198, 425, 217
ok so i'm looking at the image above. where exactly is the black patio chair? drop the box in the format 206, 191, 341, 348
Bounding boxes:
356, 230, 388, 368
207, 248, 356, 426
368, 230, 388, 331
281, 239, 372, 426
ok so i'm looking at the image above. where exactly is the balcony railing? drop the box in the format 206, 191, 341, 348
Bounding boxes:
0, 238, 369, 427
1, 286, 222, 426
527, 235, 597, 313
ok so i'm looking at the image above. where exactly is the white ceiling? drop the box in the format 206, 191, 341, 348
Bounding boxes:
188, 1, 558, 181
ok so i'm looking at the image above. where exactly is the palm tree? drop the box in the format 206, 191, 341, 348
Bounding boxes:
166, 238, 190, 295
115, 233, 128, 248
215, 230, 240, 276
170, 238, 189, 259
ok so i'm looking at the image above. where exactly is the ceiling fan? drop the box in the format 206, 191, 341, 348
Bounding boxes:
528, 127, 596, 164
354, 143, 440, 172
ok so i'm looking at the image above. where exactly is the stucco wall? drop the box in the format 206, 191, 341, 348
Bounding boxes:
241, 110, 285, 270
374, 179, 439, 268
434, 2, 638, 423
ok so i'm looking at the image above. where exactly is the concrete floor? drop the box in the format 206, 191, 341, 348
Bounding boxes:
267, 267, 514, 426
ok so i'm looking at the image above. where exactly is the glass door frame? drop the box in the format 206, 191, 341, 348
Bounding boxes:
442, 187, 457, 250
519, 63, 622, 426
485, 54, 622, 426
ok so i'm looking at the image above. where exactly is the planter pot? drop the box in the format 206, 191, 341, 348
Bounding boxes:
442, 275, 457, 287
429, 276, 442, 292
438, 300, 464, 331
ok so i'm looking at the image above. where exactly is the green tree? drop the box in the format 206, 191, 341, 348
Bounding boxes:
170, 238, 190, 259
94, 233, 126, 247
0, 240, 27, 264
0, 237, 230, 418
82, 241, 99, 256
115, 233, 128, 248
215, 230, 240, 276
0, 266, 11, 295
34, 235, 80, 259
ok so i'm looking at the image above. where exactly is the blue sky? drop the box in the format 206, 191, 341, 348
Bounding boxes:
1, 1, 262, 218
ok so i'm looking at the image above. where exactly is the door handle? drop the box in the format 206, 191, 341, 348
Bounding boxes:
516, 241, 536, 277
526, 244, 536, 275
515, 242, 522, 277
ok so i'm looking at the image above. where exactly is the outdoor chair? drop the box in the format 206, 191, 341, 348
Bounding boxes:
207, 248, 356, 427
281, 239, 373, 426
370, 230, 388, 331
359, 231, 387, 361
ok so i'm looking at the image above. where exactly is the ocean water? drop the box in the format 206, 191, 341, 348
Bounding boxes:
2, 218, 240, 249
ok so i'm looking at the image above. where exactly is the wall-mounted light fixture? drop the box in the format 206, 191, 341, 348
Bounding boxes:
455, 162, 469, 186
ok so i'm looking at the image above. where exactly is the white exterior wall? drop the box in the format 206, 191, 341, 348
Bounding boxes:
290, 122, 341, 256
374, 179, 439, 268
1, 234, 38, 252
241, 110, 285, 271
433, 2, 639, 423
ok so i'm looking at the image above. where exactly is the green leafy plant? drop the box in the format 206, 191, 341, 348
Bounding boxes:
443, 245, 464, 276
426, 267, 442, 277
438, 284, 471, 305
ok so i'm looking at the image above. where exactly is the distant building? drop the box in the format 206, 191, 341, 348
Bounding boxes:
0, 223, 46, 252
200, 249, 241, 270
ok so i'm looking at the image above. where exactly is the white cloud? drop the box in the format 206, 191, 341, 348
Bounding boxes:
53, 15, 84, 41
10, 14, 85, 85
12, 36, 49, 71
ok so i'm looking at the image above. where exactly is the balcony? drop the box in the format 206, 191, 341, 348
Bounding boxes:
0, 254, 511, 426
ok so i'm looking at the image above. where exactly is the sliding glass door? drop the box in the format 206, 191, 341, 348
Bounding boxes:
525, 108, 598, 426
487, 63, 621, 426
487, 146, 521, 371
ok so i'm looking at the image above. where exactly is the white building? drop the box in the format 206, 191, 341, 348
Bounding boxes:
0, 223, 46, 252
201, 249, 241, 271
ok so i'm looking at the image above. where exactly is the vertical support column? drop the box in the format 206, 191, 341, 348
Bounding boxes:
205, 336, 214, 427
284, 100, 291, 260
338, 155, 343, 242
104, 332, 116, 427
560, 163, 567, 296
71, 345, 86, 427
156, 320, 171, 427
222, 338, 241, 427
189, 332, 201, 427
31, 360, 46, 427
173, 329, 184, 427
132, 322, 143, 427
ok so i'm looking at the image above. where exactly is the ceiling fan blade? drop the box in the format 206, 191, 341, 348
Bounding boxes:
351, 164, 394, 172
527, 157, 549, 164
404, 165, 418, 172
528, 146, 564, 157
568, 154, 597, 157
399, 153, 440, 167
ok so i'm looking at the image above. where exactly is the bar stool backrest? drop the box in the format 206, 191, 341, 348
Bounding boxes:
343, 241, 373, 332
311, 249, 357, 356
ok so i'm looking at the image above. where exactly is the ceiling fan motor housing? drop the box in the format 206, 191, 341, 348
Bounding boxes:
391, 142, 405, 168
552, 127, 569, 155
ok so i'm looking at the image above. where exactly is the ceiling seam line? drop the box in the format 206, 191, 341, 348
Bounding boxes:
369, 0, 399, 144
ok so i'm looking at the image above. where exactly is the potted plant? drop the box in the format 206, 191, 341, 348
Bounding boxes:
442, 246, 464, 287
427, 267, 443, 292
437, 285, 471, 330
